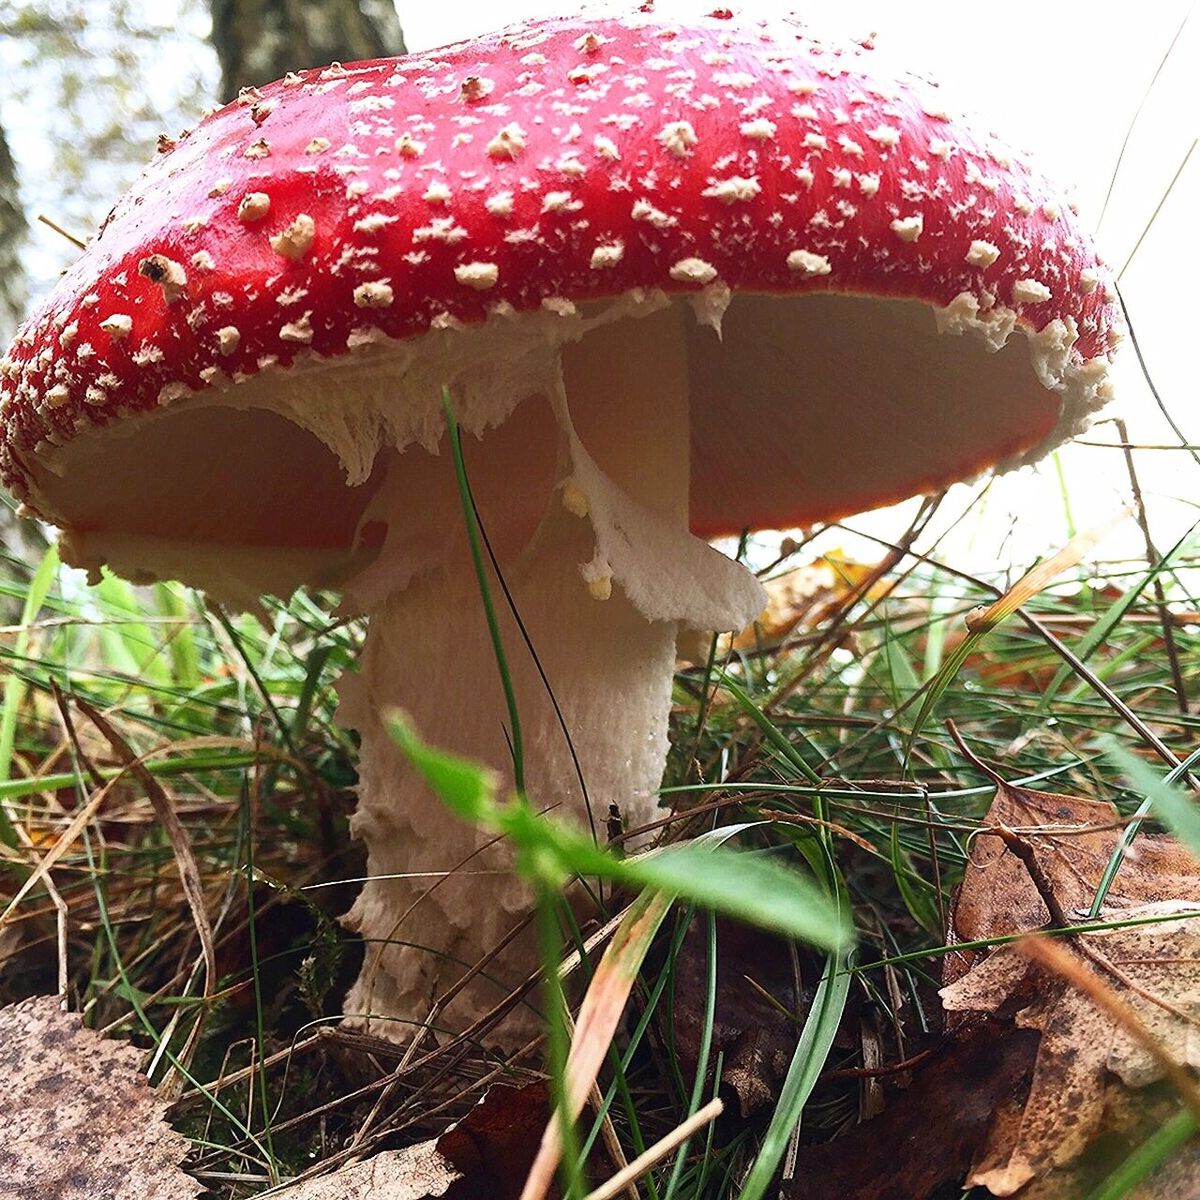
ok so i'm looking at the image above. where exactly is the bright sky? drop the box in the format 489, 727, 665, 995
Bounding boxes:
404, 2, 1200, 577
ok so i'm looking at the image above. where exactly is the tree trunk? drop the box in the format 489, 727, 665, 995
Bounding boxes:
0, 116, 26, 347
211, 0, 406, 102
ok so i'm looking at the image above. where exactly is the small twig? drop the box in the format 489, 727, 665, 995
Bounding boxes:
822, 1045, 938, 1080
1114, 417, 1188, 713
990, 824, 1073, 928
947, 721, 1073, 928
582, 1098, 724, 1200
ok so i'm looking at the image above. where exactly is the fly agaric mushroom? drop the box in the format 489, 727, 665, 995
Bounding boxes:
0, 8, 1119, 1040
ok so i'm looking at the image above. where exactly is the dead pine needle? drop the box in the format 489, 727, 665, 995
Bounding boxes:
36, 212, 88, 249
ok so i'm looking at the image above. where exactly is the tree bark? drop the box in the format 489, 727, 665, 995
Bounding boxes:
211, 0, 406, 102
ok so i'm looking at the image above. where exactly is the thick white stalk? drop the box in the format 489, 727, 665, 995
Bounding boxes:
337, 305, 763, 1040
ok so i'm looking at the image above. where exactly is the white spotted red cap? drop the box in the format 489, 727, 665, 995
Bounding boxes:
1, 5, 1117, 534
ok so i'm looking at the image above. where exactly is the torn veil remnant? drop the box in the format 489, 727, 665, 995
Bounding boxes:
0, 5, 1119, 1040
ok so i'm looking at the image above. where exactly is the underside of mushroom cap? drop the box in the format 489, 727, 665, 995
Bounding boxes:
0, 5, 1119, 597
19, 286, 1104, 612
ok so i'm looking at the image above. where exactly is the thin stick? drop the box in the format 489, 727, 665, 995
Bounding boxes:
583, 1099, 724, 1200
36, 213, 87, 249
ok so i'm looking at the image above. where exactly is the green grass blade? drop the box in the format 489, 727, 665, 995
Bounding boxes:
1088, 1109, 1196, 1200
442, 389, 525, 792
0, 544, 59, 845
1104, 741, 1200, 860
716, 669, 823, 784
1039, 523, 1197, 712
889, 817, 941, 937
0, 750, 262, 802
390, 711, 499, 824
95, 573, 173, 690
616, 840, 850, 949
154, 582, 201, 691
738, 942, 853, 1200
662, 910, 717, 1200
289, 644, 333, 743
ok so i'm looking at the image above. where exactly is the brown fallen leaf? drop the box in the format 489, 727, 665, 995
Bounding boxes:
676, 549, 893, 663
1011, 1083, 1200, 1199
942, 903, 1200, 1196
943, 753, 1200, 994
269, 1140, 460, 1199
0, 995, 200, 1200
439, 1081, 550, 1197
784, 1022, 1041, 1200
271, 1082, 548, 1200
786, 749, 1200, 1200
936, 745, 1200, 1194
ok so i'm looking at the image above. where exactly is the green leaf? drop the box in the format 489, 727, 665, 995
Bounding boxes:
387, 714, 853, 951
616, 841, 851, 950
387, 711, 500, 824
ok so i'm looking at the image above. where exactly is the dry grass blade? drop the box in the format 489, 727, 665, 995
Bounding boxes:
1, 769, 125, 924
68, 693, 218, 1069
964, 510, 1128, 635
68, 694, 217, 995
583, 1097, 724, 1200
520, 888, 675, 1200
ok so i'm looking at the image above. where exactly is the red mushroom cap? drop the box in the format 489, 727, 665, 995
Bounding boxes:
0, 6, 1119, 560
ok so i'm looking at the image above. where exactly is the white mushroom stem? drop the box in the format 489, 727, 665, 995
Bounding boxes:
336, 304, 764, 1038
34, 299, 764, 1042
